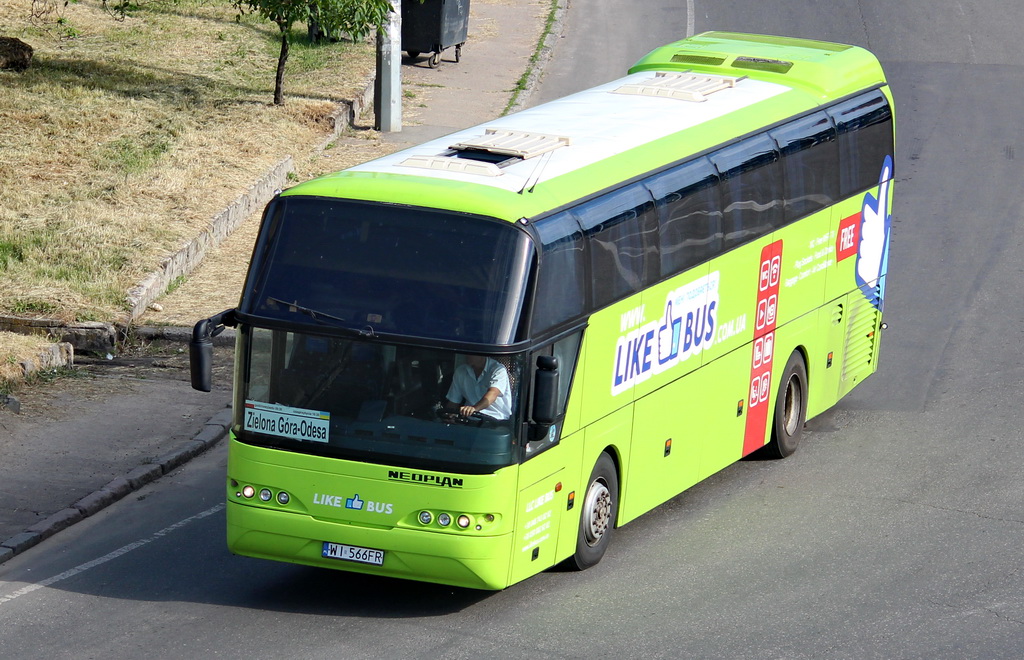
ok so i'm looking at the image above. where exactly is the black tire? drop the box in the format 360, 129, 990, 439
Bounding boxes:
762, 351, 807, 459
428, 52, 441, 68
567, 452, 618, 570
406, 50, 420, 59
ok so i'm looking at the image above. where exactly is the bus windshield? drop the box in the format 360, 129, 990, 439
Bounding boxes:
240, 197, 534, 345
236, 327, 526, 472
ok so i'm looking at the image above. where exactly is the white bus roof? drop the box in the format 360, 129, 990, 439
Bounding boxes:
348, 71, 791, 193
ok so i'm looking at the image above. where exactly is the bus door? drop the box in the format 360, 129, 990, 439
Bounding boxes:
509, 332, 582, 583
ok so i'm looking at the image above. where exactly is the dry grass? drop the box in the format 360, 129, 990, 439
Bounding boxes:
0, 0, 380, 382
146, 129, 396, 325
0, 331, 55, 387
0, 0, 375, 324
1, 0, 547, 375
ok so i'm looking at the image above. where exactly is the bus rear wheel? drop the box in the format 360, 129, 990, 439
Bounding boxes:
567, 452, 618, 570
762, 351, 807, 459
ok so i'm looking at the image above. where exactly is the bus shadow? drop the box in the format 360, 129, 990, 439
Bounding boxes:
238, 566, 492, 616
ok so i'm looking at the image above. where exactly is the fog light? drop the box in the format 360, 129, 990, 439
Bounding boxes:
456, 514, 471, 529
241, 485, 255, 499
438, 513, 451, 527
418, 510, 433, 525
259, 488, 272, 502
277, 491, 290, 505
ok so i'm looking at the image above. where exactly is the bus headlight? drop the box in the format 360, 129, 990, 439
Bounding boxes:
456, 514, 472, 529
418, 510, 433, 525
277, 491, 290, 505
241, 485, 255, 499
437, 513, 452, 527
259, 488, 273, 502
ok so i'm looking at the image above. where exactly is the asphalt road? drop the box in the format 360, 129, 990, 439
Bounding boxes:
3, 1, 1024, 658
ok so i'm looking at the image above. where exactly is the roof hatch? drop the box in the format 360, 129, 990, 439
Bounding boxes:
397, 128, 571, 177
613, 71, 745, 102
450, 128, 571, 159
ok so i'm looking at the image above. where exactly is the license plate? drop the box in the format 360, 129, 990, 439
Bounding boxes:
322, 541, 385, 566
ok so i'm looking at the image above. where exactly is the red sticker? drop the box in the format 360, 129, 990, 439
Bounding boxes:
743, 240, 783, 456
836, 212, 861, 262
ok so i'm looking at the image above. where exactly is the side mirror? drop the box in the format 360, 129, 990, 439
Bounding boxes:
189, 309, 237, 392
532, 355, 559, 426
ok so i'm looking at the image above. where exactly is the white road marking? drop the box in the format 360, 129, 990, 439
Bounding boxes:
0, 503, 224, 606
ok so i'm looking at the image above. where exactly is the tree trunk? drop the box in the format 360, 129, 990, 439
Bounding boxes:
307, 4, 324, 43
274, 24, 290, 106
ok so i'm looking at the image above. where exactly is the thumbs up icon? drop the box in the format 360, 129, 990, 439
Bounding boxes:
345, 494, 364, 510
857, 155, 893, 294
658, 301, 681, 365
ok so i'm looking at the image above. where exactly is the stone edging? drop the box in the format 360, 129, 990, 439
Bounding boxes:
122, 155, 295, 324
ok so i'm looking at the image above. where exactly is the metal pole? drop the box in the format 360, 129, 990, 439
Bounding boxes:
374, 0, 402, 132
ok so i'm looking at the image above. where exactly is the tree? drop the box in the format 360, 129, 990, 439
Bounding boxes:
235, 0, 394, 105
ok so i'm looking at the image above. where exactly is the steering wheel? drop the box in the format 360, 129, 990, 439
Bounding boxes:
436, 408, 488, 426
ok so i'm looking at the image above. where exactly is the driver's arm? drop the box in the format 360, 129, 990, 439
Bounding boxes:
458, 387, 500, 418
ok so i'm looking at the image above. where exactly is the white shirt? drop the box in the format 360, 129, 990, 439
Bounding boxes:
446, 358, 512, 420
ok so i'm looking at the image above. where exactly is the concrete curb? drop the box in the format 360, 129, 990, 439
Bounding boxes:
133, 325, 236, 347
0, 406, 233, 565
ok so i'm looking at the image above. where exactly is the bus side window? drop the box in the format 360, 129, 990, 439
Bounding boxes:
770, 111, 839, 223
711, 134, 784, 250
532, 211, 586, 333
572, 183, 659, 309
644, 157, 723, 278
525, 331, 583, 458
828, 91, 894, 197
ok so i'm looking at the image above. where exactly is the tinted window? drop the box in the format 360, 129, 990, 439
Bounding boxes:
645, 157, 723, 276
712, 134, 784, 249
243, 197, 532, 344
770, 112, 839, 222
239, 328, 526, 473
573, 184, 658, 308
829, 91, 894, 196
532, 211, 586, 332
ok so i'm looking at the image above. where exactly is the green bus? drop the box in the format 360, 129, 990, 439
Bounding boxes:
191, 32, 894, 590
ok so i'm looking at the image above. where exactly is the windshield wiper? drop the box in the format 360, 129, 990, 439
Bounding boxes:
265, 296, 348, 325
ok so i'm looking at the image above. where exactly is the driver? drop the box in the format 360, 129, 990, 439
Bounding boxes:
444, 355, 512, 421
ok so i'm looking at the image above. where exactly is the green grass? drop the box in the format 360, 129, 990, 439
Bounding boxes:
8, 299, 59, 316
504, 0, 561, 115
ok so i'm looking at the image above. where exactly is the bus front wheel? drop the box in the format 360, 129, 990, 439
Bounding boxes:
567, 452, 618, 570
763, 351, 807, 459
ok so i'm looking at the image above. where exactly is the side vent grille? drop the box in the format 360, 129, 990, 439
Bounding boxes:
841, 292, 881, 384
613, 71, 744, 102
831, 303, 844, 326
862, 283, 882, 309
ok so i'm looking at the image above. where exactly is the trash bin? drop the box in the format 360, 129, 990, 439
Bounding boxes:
401, 0, 469, 68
